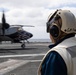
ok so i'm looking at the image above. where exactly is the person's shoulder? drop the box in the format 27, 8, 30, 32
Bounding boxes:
47, 50, 60, 57
44, 50, 61, 61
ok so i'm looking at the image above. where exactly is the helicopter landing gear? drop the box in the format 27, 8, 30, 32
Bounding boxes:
21, 42, 26, 49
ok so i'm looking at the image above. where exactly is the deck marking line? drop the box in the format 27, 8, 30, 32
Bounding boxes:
0, 59, 42, 75
0, 53, 45, 58
0, 59, 28, 75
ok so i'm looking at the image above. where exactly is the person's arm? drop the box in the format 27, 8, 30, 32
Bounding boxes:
41, 51, 67, 75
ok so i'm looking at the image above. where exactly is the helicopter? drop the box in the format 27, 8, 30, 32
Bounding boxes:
0, 11, 33, 48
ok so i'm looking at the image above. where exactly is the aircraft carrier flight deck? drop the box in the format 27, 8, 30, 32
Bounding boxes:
0, 42, 50, 75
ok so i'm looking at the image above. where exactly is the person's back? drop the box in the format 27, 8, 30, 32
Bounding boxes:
52, 36, 76, 75
38, 9, 76, 75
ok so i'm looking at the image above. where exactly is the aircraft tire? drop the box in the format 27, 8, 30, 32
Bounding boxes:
21, 44, 25, 48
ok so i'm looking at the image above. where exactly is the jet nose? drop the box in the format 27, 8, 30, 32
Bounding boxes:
30, 33, 33, 37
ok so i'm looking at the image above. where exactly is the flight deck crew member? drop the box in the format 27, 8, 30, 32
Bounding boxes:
38, 9, 76, 75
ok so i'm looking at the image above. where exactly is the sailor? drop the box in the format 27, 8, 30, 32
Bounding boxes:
38, 9, 76, 75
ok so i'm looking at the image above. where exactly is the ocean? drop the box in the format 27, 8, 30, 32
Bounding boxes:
1, 39, 51, 43
28, 39, 51, 42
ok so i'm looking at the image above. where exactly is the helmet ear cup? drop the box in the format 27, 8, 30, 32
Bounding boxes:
50, 25, 60, 38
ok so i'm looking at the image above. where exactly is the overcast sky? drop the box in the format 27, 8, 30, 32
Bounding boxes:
0, 0, 76, 39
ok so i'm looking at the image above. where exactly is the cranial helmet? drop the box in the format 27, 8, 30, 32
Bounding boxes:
56, 10, 76, 34
47, 9, 76, 34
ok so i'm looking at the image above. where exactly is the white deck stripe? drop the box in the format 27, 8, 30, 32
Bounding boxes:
0, 59, 28, 75
0, 53, 44, 74
0, 53, 45, 58
0, 59, 42, 75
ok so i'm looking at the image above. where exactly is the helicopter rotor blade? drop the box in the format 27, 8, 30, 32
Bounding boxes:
2, 11, 10, 35
2, 11, 6, 35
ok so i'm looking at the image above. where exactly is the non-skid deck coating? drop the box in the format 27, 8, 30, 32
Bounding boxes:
0, 42, 50, 75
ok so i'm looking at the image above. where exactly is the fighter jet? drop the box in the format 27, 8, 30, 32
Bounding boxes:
0, 11, 33, 48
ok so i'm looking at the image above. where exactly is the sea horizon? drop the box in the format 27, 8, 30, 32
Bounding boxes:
28, 39, 51, 42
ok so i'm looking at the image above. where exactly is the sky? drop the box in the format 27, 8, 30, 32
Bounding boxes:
0, 0, 76, 39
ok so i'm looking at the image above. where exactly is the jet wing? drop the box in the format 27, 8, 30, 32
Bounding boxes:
11, 25, 34, 27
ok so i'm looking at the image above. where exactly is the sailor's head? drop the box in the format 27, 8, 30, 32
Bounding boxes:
46, 9, 76, 43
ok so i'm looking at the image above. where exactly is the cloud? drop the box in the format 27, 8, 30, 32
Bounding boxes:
47, 0, 76, 8
0, 0, 76, 39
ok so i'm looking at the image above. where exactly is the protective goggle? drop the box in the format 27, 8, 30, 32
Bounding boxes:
46, 10, 59, 33
46, 15, 61, 33
46, 17, 55, 33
